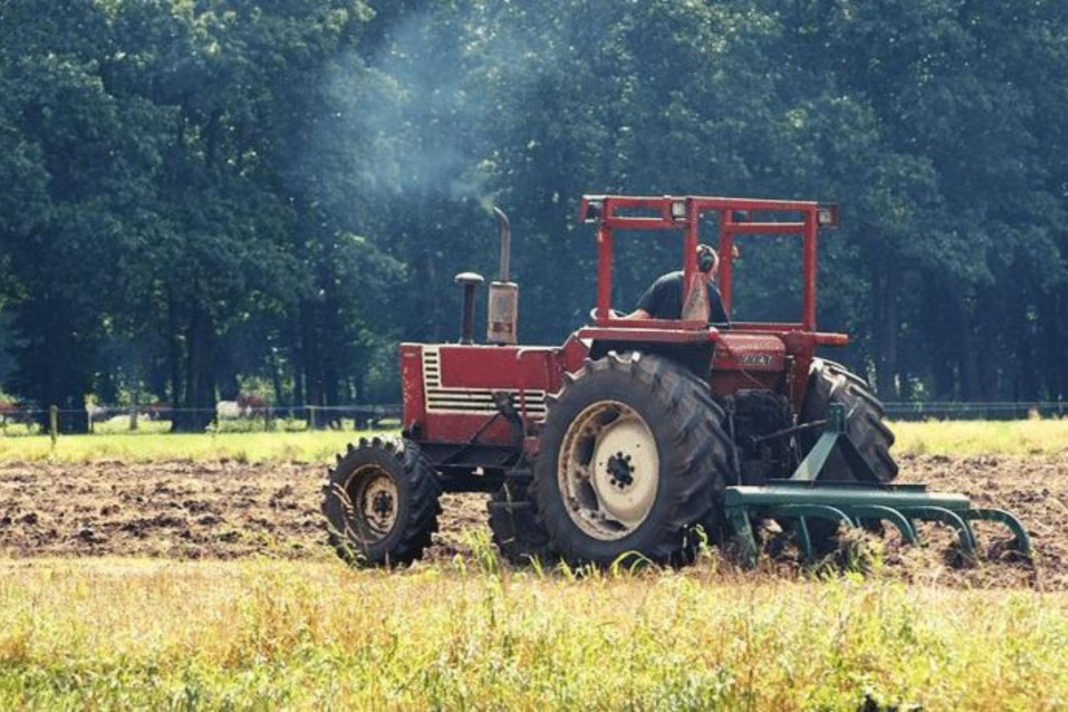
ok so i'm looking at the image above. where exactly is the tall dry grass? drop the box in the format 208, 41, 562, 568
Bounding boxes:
0, 429, 363, 464
892, 419, 1068, 457
0, 555, 1065, 710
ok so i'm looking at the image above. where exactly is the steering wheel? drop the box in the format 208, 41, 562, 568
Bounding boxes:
588, 307, 626, 323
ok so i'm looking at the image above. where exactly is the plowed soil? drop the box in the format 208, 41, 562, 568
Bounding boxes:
0, 454, 1066, 589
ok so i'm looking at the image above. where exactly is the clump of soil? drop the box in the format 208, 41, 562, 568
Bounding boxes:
0, 454, 1065, 589
887, 453, 1068, 590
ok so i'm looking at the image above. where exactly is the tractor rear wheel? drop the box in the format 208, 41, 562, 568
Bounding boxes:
532, 352, 735, 566
799, 358, 897, 483
796, 359, 897, 557
322, 436, 441, 566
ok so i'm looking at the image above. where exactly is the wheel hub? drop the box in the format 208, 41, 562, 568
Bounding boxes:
558, 400, 660, 541
371, 490, 395, 519
606, 452, 634, 488
346, 466, 399, 542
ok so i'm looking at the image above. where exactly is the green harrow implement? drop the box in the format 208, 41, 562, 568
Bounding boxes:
724, 405, 1032, 564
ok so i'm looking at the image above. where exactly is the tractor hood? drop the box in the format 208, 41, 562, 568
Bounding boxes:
711, 333, 786, 371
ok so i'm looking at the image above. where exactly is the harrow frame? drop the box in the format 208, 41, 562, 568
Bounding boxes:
724, 405, 1032, 563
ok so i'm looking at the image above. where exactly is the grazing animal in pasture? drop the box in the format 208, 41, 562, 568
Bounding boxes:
140, 402, 172, 421
237, 394, 270, 417
216, 400, 245, 419
0, 402, 33, 426
217, 395, 273, 424
85, 403, 109, 423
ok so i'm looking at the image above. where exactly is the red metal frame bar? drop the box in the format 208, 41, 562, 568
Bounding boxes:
596, 222, 612, 319
729, 222, 805, 234
719, 208, 735, 317
576, 326, 719, 344
802, 209, 817, 330
581, 194, 825, 332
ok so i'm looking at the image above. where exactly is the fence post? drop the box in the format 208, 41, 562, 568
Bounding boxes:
308, 405, 317, 430
49, 406, 58, 448
129, 391, 139, 432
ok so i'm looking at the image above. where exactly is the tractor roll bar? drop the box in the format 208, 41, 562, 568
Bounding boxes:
580, 195, 828, 332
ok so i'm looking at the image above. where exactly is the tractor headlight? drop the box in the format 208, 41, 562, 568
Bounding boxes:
817, 203, 840, 228
583, 199, 604, 223
670, 200, 687, 221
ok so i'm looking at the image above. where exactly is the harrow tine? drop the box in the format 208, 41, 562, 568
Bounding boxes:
795, 517, 813, 561
725, 505, 759, 566
961, 508, 1032, 556
847, 505, 919, 546
774, 504, 854, 562
898, 506, 977, 556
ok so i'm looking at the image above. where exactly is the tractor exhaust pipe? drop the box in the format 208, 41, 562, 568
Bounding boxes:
495, 206, 511, 282
487, 207, 518, 345
455, 272, 484, 345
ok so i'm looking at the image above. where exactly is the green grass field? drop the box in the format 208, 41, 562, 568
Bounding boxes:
1, 418, 1067, 463
0, 429, 365, 464
0, 557, 1065, 710
891, 418, 1068, 457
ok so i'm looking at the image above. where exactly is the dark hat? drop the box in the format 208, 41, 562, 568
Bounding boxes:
697, 244, 719, 274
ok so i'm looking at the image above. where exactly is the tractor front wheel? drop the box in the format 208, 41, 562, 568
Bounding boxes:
532, 352, 735, 566
322, 437, 441, 566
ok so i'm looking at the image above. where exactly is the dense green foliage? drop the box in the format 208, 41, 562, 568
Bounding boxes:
1, 1, 1067, 425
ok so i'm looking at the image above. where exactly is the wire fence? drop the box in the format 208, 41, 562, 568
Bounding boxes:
0, 404, 403, 438
883, 401, 1068, 421
0, 400, 1062, 439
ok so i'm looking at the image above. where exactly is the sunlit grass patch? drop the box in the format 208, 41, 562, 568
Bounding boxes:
892, 419, 1068, 457
0, 430, 371, 464
0, 558, 1065, 710
0, 420, 1065, 464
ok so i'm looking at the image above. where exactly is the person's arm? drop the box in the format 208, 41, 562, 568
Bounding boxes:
627, 274, 666, 319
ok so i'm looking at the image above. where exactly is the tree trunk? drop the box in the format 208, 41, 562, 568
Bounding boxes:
269, 352, 286, 409
873, 262, 900, 400
167, 290, 182, 431
956, 303, 983, 401
177, 304, 216, 432
299, 299, 327, 428
1041, 294, 1068, 399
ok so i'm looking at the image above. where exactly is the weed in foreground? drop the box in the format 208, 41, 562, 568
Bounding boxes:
0, 558, 1065, 710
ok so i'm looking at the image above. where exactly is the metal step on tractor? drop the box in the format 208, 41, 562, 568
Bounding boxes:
322, 194, 1031, 568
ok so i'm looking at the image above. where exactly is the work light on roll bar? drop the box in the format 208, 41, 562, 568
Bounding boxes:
670, 199, 687, 221
817, 203, 840, 228
583, 199, 604, 223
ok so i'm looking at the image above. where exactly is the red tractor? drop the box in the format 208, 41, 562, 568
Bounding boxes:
322, 195, 1030, 567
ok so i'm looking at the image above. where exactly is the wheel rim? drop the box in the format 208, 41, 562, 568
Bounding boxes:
344, 465, 400, 543
557, 400, 660, 541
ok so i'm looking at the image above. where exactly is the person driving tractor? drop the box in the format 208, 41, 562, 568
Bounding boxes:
626, 243, 729, 324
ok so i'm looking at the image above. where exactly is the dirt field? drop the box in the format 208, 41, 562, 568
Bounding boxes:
0, 454, 1065, 589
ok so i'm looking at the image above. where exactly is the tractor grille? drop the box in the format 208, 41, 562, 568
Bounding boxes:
422, 347, 547, 417
423, 347, 442, 387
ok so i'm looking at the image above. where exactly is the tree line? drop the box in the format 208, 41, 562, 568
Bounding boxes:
1, 0, 1066, 430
